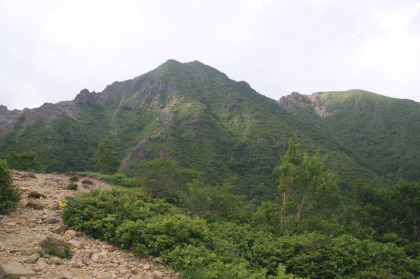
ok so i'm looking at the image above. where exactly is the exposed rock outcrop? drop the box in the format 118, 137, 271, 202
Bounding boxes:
278, 92, 312, 114
278, 91, 329, 116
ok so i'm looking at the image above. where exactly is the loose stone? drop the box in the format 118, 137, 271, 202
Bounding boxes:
153, 270, 164, 279
23, 251, 41, 264
64, 230, 77, 240
27, 201, 44, 210
0, 263, 36, 277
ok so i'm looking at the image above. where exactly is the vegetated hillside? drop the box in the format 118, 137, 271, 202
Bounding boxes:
0, 60, 388, 200
279, 90, 420, 181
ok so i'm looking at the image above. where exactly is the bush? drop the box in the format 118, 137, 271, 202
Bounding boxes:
249, 232, 419, 278
137, 158, 201, 203
0, 160, 20, 214
69, 176, 79, 182
62, 188, 419, 278
6, 151, 41, 171
67, 184, 78, 190
62, 189, 174, 239
181, 179, 249, 222
44, 242, 72, 259
82, 179, 94, 185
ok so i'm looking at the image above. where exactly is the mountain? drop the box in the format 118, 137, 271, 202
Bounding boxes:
0, 60, 417, 199
279, 90, 420, 181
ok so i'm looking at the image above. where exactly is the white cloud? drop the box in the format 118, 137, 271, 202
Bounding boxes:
0, 0, 419, 110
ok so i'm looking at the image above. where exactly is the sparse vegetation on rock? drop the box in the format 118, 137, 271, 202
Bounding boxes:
81, 179, 93, 185
67, 183, 78, 190
69, 176, 79, 182
40, 237, 72, 259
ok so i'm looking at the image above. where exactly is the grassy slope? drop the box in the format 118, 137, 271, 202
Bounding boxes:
287, 90, 420, 182
110, 61, 379, 198
322, 90, 420, 181
0, 62, 388, 200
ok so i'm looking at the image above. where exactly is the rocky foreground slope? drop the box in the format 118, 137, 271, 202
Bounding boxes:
0, 171, 179, 279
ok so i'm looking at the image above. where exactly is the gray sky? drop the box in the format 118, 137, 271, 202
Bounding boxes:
1, 0, 419, 110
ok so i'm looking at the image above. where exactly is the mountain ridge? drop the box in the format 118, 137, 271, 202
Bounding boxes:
1, 60, 418, 199
278, 89, 420, 180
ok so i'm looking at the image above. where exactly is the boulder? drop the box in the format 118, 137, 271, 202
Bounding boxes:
153, 270, 163, 279
104, 245, 114, 252
154, 257, 164, 265
0, 263, 36, 277
21, 247, 41, 256
26, 200, 44, 210
23, 252, 41, 264
64, 229, 76, 240
68, 240, 83, 249
48, 256, 64, 265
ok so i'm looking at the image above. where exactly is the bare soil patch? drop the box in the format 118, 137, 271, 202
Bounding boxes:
0, 171, 179, 279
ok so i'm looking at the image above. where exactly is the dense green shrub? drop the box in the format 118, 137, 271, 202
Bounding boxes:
0, 160, 20, 214
180, 261, 270, 279
67, 183, 78, 190
249, 232, 419, 278
181, 179, 249, 222
251, 201, 282, 234
136, 158, 201, 203
69, 176, 79, 182
81, 179, 94, 185
62, 188, 419, 278
6, 151, 40, 171
62, 189, 175, 239
346, 179, 420, 242
115, 214, 211, 256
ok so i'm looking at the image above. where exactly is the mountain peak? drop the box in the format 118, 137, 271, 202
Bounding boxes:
158, 59, 183, 67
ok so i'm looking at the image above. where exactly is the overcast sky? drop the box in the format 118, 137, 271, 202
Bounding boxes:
1, 0, 419, 110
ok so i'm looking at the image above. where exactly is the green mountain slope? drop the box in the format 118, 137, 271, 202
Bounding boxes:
279, 90, 420, 181
1, 61, 409, 200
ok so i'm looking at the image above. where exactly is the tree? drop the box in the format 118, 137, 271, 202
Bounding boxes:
181, 177, 249, 222
90, 138, 120, 174
137, 158, 201, 203
0, 160, 20, 214
6, 151, 40, 171
276, 139, 340, 230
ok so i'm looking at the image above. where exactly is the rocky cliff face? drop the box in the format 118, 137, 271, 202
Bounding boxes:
278, 92, 311, 114
74, 89, 100, 107
307, 92, 328, 116
278, 92, 328, 116
0, 101, 80, 138
0, 106, 23, 136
